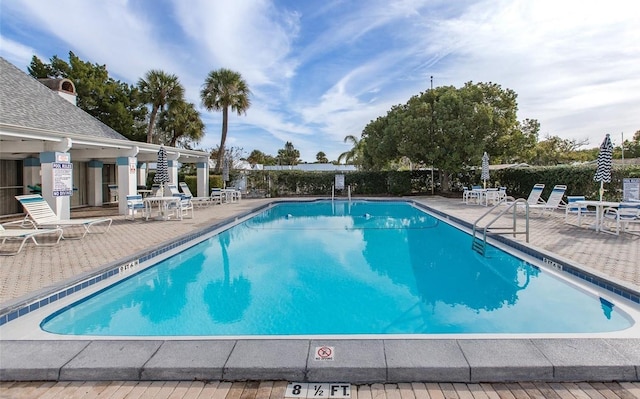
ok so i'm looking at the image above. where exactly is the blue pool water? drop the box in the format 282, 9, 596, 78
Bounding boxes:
41, 200, 633, 336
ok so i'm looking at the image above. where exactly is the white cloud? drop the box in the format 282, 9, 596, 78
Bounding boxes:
171, 0, 299, 86
414, 0, 640, 146
0, 37, 42, 69
1, 0, 638, 161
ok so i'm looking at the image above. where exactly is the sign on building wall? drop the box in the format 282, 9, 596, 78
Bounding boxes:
52, 162, 73, 196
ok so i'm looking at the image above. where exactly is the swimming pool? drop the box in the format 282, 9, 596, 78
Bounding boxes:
37, 200, 635, 336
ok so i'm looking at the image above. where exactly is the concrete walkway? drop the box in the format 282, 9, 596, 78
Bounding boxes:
2, 380, 640, 399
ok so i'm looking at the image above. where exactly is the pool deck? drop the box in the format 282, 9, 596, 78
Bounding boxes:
1, 196, 639, 394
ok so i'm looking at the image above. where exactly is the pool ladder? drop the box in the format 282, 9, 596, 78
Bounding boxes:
471, 198, 530, 256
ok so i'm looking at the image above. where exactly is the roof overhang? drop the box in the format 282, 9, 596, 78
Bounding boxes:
0, 123, 209, 164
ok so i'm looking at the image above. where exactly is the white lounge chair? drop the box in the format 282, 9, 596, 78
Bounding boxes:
179, 182, 214, 207
167, 183, 181, 196
1, 224, 63, 255
529, 185, 566, 215
525, 184, 546, 206
15, 195, 112, 239
504, 183, 544, 209
602, 202, 640, 235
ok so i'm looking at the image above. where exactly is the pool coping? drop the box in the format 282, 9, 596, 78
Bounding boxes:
1, 338, 639, 382
1, 199, 639, 383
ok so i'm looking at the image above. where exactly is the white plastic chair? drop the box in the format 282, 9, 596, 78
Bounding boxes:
170, 194, 194, 220
210, 188, 223, 205
125, 194, 146, 221
602, 202, 640, 235
179, 182, 213, 207
564, 195, 595, 226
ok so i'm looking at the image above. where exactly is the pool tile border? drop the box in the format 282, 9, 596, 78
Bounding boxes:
415, 201, 640, 305
0, 203, 273, 327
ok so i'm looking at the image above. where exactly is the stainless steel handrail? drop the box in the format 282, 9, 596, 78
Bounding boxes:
472, 198, 530, 254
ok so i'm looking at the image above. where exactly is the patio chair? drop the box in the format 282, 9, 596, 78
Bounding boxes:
210, 187, 223, 204
108, 184, 118, 203
482, 187, 501, 206
498, 187, 508, 203
179, 182, 213, 207
226, 187, 242, 201
465, 185, 483, 205
167, 184, 181, 196
169, 194, 194, 220
0, 224, 63, 256
505, 183, 545, 209
525, 184, 546, 205
15, 194, 112, 239
529, 185, 567, 215
564, 195, 596, 226
125, 194, 147, 221
602, 202, 640, 235
462, 186, 470, 203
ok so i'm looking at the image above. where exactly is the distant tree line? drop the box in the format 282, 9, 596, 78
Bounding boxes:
28, 52, 252, 173
27, 53, 639, 175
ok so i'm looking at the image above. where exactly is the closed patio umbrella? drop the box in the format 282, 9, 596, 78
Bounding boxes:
481, 152, 490, 189
222, 156, 230, 188
153, 146, 170, 196
594, 134, 613, 201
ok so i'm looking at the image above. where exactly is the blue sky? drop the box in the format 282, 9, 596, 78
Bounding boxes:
1, 0, 638, 162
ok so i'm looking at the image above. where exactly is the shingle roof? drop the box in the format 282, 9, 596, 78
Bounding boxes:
0, 57, 129, 141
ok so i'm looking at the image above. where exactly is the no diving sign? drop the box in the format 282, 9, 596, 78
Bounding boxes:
315, 346, 334, 361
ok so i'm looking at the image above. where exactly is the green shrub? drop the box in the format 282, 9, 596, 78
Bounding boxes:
178, 165, 639, 200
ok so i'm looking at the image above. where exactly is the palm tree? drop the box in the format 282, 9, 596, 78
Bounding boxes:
337, 134, 363, 165
157, 99, 205, 147
201, 69, 251, 173
316, 151, 329, 163
137, 70, 184, 143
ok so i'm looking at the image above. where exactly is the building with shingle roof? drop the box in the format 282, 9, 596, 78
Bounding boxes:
0, 58, 128, 141
0, 57, 210, 217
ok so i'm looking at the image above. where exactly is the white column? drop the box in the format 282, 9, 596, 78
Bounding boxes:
168, 152, 180, 186
196, 159, 209, 197
138, 162, 147, 187
116, 156, 137, 215
87, 160, 103, 207
40, 151, 71, 220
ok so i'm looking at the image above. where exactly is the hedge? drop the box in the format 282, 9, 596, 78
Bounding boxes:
178, 165, 639, 201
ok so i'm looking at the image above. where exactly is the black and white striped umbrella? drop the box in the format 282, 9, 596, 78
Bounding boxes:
153, 146, 170, 193
222, 155, 230, 183
481, 152, 490, 189
594, 134, 613, 201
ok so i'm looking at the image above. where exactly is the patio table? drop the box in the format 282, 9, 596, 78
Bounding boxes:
576, 200, 619, 233
143, 196, 182, 221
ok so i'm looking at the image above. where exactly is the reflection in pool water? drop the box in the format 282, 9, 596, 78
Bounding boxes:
41, 200, 632, 336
